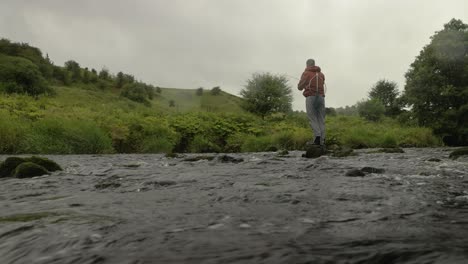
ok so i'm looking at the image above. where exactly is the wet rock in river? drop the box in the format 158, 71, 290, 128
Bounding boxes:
218, 155, 244, 163
95, 180, 121, 189
183, 155, 215, 162
25, 156, 62, 172
345, 169, 366, 177
13, 162, 49, 178
449, 147, 468, 160
144, 180, 177, 187
378, 147, 405, 153
302, 145, 326, 159
0, 157, 26, 178
165, 153, 182, 159
361, 167, 385, 174
0, 156, 62, 178
427, 158, 442, 162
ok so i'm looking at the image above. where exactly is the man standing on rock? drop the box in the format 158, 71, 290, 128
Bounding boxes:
298, 59, 326, 146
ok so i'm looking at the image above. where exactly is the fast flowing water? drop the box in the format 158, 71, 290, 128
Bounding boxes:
0, 148, 467, 264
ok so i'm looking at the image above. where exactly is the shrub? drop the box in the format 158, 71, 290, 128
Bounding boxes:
188, 135, 221, 153
357, 99, 385, 122
241, 135, 274, 152
0, 54, 51, 96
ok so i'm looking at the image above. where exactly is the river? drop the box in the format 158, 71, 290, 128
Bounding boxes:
0, 148, 467, 263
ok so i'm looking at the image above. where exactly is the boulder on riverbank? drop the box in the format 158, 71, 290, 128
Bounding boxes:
449, 147, 468, 160
0, 156, 62, 178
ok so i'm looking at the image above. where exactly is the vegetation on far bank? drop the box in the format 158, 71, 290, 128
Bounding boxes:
0, 88, 440, 154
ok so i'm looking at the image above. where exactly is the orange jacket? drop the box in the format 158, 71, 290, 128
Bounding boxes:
297, 66, 325, 97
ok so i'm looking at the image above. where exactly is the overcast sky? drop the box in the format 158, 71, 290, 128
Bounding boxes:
1, 0, 467, 110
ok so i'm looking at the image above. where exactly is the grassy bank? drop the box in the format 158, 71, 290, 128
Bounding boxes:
0, 86, 441, 154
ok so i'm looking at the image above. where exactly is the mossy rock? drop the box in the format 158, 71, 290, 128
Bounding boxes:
25, 156, 62, 172
302, 145, 326, 159
0, 157, 27, 178
13, 162, 49, 179
449, 147, 468, 160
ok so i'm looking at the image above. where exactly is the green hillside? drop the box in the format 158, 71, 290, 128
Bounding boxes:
156, 87, 244, 113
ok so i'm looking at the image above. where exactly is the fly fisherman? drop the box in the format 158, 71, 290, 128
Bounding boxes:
297, 59, 326, 146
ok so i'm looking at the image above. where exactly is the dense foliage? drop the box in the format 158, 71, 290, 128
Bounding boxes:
369, 79, 402, 117
404, 19, 468, 145
240, 73, 293, 119
357, 99, 386, 122
0, 54, 51, 96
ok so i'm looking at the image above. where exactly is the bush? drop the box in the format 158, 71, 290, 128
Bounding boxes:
188, 135, 221, 153
0, 54, 51, 96
357, 99, 385, 122
120, 83, 151, 106
241, 135, 275, 152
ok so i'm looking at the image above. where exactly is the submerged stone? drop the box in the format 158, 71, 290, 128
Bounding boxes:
13, 162, 49, 179
361, 167, 385, 174
303, 145, 326, 159
449, 147, 468, 160
0, 157, 26, 178
218, 155, 244, 163
25, 156, 62, 172
95, 182, 121, 189
144, 180, 177, 187
345, 169, 366, 177
183, 155, 216, 162
378, 147, 405, 153
427, 158, 442, 162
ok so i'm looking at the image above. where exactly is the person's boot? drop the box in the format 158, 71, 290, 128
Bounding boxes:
313, 136, 321, 145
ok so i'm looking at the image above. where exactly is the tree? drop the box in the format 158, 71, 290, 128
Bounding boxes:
210, 86, 221, 95
116, 72, 135, 88
240, 73, 292, 119
64, 60, 81, 82
196, 87, 203, 96
0, 54, 51, 96
369, 79, 401, 116
169, 100, 175, 107
357, 99, 385, 122
98, 68, 110, 80
120, 83, 151, 106
404, 18, 468, 145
